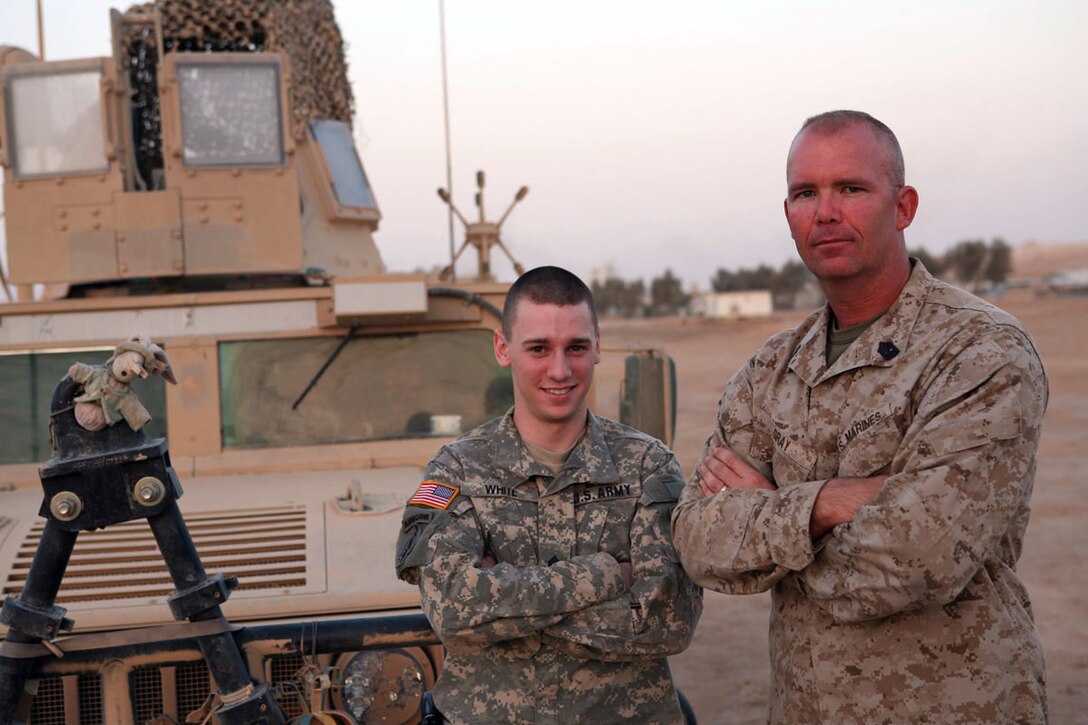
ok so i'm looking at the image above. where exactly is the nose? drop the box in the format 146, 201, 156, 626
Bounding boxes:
547, 350, 571, 380
816, 193, 841, 224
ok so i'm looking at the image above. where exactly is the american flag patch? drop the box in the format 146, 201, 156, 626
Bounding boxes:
408, 481, 460, 510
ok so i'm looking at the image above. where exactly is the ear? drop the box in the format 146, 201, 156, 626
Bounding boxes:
895, 185, 919, 231
593, 330, 602, 365
494, 329, 512, 368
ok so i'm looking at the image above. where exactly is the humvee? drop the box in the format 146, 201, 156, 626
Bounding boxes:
0, 2, 675, 723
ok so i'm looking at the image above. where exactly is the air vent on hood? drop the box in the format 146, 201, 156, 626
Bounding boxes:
2, 506, 308, 605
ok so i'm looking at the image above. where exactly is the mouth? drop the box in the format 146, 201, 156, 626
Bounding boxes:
542, 386, 576, 397
811, 236, 854, 248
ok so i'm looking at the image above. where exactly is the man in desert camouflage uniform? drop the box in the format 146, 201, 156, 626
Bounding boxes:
672, 111, 1048, 722
396, 266, 701, 724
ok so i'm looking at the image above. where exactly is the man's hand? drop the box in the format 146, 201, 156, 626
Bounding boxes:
697, 446, 775, 497
618, 561, 633, 590
810, 477, 886, 539
480, 553, 497, 569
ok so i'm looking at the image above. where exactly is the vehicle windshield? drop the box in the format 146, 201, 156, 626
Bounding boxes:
220, 330, 512, 448
0, 349, 167, 465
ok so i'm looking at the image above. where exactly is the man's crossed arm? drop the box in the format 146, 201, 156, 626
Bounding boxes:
696, 446, 886, 538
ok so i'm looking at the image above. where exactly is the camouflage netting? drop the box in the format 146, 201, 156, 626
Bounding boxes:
120, 0, 353, 186
125, 0, 353, 131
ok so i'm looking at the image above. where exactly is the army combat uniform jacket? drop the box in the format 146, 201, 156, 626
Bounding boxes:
396, 411, 702, 724
672, 262, 1048, 723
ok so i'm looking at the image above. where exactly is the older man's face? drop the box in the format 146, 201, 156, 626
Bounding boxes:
784, 123, 916, 285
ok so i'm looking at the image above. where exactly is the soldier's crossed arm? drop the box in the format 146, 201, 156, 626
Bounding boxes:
698, 446, 885, 538
672, 361, 827, 594
542, 452, 703, 661
796, 329, 1048, 623
396, 459, 630, 646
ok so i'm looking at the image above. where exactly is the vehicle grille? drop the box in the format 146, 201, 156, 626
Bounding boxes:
269, 652, 308, 719
130, 663, 198, 722
3, 506, 308, 605
28, 673, 103, 725
26, 655, 305, 723
176, 660, 213, 718
131, 667, 164, 724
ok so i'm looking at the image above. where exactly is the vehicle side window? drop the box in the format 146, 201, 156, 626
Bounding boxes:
0, 350, 167, 464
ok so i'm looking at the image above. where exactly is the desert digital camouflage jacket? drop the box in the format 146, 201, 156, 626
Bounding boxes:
672, 262, 1048, 723
396, 411, 702, 724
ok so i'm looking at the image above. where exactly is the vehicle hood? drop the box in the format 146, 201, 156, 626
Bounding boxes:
0, 465, 425, 635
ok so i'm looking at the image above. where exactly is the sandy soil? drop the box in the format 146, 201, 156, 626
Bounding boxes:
597, 289, 1088, 724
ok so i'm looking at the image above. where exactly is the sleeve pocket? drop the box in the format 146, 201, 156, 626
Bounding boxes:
928, 408, 1021, 459
641, 474, 685, 505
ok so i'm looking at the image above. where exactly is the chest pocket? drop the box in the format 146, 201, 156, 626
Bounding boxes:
837, 409, 903, 477
574, 485, 638, 557
472, 493, 540, 566
754, 409, 816, 485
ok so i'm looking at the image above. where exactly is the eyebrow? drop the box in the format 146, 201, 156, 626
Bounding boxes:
521, 337, 593, 346
787, 177, 873, 194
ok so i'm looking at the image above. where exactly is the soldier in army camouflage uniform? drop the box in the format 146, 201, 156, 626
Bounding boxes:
672, 111, 1048, 723
396, 266, 702, 724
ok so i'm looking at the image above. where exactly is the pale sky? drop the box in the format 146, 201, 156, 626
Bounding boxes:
1, 1, 1085, 289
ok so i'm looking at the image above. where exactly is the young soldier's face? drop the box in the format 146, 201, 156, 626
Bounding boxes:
494, 299, 601, 433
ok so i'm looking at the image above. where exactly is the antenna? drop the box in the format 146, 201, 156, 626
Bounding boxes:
437, 171, 528, 282
438, 0, 456, 279
36, 0, 46, 60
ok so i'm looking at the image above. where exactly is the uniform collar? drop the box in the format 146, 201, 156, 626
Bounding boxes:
789, 260, 934, 387
489, 409, 621, 490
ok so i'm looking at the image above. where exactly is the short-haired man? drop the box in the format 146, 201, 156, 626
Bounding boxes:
672, 111, 1048, 722
397, 266, 701, 723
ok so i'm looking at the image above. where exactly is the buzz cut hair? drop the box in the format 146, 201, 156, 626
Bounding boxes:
797, 110, 906, 187
502, 266, 598, 338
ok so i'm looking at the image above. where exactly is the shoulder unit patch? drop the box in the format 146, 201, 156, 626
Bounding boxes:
408, 481, 460, 510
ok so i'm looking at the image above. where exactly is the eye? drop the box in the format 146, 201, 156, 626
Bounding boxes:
842, 186, 864, 194
528, 345, 546, 354
792, 190, 815, 200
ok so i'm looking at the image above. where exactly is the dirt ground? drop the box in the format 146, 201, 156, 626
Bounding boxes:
597, 289, 1088, 724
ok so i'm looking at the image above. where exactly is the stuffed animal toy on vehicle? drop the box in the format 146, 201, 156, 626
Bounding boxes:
68, 334, 177, 432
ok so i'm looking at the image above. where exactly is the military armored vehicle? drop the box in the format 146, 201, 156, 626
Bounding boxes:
0, 2, 675, 723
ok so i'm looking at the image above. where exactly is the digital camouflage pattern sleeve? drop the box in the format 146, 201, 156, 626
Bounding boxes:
795, 324, 1047, 622
395, 453, 628, 646
670, 349, 827, 594
394, 413, 697, 723
543, 444, 701, 661
670, 264, 1048, 723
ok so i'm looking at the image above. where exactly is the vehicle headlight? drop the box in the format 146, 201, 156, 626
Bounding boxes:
334, 648, 430, 724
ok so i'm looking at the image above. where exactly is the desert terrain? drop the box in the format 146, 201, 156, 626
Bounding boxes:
596, 272, 1088, 723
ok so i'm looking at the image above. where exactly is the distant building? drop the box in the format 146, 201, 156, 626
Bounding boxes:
588, 265, 615, 288
690, 289, 773, 319
1042, 267, 1088, 295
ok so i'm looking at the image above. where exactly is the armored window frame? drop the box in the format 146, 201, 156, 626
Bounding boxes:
309, 119, 377, 211
0, 58, 112, 180
171, 55, 288, 169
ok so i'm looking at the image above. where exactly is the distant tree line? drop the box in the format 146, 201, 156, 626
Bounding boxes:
591, 238, 1013, 318
592, 269, 689, 317
910, 238, 1012, 287
711, 260, 814, 310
